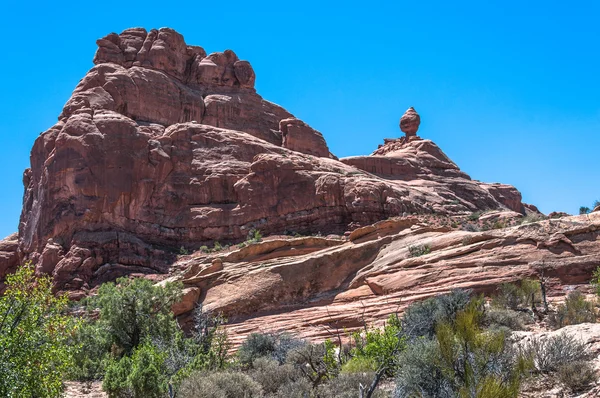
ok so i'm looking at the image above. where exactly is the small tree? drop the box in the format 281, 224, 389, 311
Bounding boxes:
87, 277, 183, 356
0, 264, 78, 397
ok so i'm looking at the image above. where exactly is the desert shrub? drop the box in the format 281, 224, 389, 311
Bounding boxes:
287, 340, 339, 388
521, 332, 588, 373
549, 290, 596, 329
347, 314, 404, 376
434, 299, 529, 397
238, 333, 277, 367
463, 223, 480, 232
401, 289, 471, 339
491, 279, 541, 311
396, 298, 530, 398
468, 211, 482, 221
178, 371, 263, 398
238, 332, 304, 367
408, 244, 431, 257
247, 228, 263, 243
0, 264, 78, 398
249, 357, 301, 394
393, 338, 454, 398
213, 241, 222, 251
69, 320, 111, 381
179, 246, 189, 255
558, 360, 597, 392
485, 307, 529, 331
580, 206, 591, 215
270, 378, 313, 398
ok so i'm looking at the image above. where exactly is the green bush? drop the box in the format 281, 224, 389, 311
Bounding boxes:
549, 290, 596, 329
348, 314, 404, 376
401, 289, 470, 339
247, 228, 263, 243
249, 357, 301, 394
484, 307, 530, 331
395, 298, 530, 398
86, 277, 182, 355
408, 244, 431, 257
0, 264, 78, 398
580, 206, 591, 215
286, 341, 339, 388
178, 371, 263, 398
394, 338, 453, 398
238, 332, 304, 367
558, 360, 597, 393
103, 343, 168, 398
491, 279, 541, 311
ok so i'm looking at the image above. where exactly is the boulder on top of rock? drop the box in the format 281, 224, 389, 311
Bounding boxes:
399, 107, 420, 138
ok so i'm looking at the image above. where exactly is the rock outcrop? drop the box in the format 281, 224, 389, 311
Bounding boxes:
172, 212, 600, 345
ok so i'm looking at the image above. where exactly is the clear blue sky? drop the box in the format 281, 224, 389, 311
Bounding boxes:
1, 1, 599, 238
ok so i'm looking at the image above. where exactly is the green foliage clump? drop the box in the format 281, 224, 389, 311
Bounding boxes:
70, 277, 230, 397
237, 332, 304, 367
401, 289, 471, 339
394, 297, 530, 398
0, 264, 78, 398
103, 343, 168, 398
247, 228, 263, 243
580, 206, 591, 215
408, 244, 431, 257
346, 314, 404, 376
468, 211, 483, 221
549, 290, 596, 329
484, 307, 530, 331
492, 279, 541, 311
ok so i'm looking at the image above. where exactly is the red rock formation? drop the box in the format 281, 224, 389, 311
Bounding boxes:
12, 27, 537, 303
172, 213, 600, 344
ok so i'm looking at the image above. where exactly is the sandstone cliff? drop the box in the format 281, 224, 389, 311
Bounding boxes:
3, 28, 598, 347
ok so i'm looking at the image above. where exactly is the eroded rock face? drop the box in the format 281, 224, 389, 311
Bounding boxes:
16, 27, 534, 297
399, 107, 420, 137
280, 118, 332, 158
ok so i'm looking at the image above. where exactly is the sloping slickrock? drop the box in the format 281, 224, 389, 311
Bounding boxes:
342, 138, 526, 213
169, 213, 600, 345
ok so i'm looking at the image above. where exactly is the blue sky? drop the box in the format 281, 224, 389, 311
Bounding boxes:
1, 1, 599, 238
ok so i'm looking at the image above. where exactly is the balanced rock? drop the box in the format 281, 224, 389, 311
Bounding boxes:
399, 107, 420, 137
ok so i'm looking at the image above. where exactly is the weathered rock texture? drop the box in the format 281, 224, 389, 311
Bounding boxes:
170, 212, 600, 346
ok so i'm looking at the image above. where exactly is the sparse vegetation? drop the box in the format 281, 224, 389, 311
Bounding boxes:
408, 244, 431, 257
580, 206, 591, 215
549, 290, 596, 329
